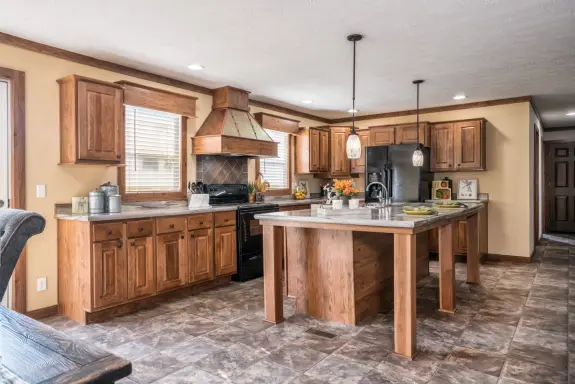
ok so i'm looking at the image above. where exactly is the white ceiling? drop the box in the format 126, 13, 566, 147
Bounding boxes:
1, 0, 574, 126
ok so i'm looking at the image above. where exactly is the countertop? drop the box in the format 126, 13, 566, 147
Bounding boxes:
55, 197, 324, 222
255, 202, 484, 229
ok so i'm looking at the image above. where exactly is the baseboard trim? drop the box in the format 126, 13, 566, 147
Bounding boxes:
487, 253, 532, 263
26, 305, 59, 320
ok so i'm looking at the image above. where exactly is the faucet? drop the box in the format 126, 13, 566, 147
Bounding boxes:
366, 182, 390, 206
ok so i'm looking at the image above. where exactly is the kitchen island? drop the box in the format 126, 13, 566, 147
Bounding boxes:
255, 203, 484, 359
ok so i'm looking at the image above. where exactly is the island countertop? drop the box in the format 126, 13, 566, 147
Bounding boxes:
255, 202, 484, 229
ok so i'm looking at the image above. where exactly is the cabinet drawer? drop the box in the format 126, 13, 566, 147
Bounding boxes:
188, 214, 213, 231
126, 220, 154, 238
156, 217, 186, 234
92, 222, 124, 242
214, 211, 236, 227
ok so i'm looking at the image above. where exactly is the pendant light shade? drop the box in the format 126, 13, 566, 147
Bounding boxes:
346, 34, 363, 159
412, 79, 425, 167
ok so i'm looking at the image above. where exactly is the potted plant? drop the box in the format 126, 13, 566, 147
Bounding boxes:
332, 179, 359, 206
247, 182, 256, 203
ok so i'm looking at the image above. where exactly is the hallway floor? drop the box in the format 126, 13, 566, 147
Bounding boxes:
42, 241, 573, 383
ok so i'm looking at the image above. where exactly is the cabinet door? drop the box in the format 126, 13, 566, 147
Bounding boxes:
127, 236, 155, 300
456, 221, 468, 254
396, 124, 428, 146
330, 127, 351, 176
319, 130, 330, 172
428, 228, 439, 252
215, 226, 237, 277
351, 130, 370, 173
309, 129, 321, 172
430, 123, 455, 171
189, 228, 214, 283
454, 120, 484, 170
156, 232, 187, 292
77, 80, 123, 162
370, 126, 395, 146
92, 240, 126, 309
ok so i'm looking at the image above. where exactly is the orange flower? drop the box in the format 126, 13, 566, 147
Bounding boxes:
333, 179, 358, 197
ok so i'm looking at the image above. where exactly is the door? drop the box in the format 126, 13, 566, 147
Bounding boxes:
351, 130, 370, 173
127, 236, 155, 299
309, 129, 320, 172
396, 124, 428, 146
370, 126, 395, 146
215, 226, 237, 276
454, 120, 482, 170
77, 80, 123, 162
319, 130, 329, 172
92, 240, 126, 309
430, 123, 454, 171
189, 228, 214, 283
456, 221, 467, 253
546, 142, 575, 232
156, 232, 187, 292
0, 79, 9, 308
330, 127, 351, 176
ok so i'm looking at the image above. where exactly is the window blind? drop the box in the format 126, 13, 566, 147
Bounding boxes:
259, 129, 289, 190
125, 105, 182, 193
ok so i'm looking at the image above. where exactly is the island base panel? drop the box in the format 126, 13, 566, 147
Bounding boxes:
438, 222, 456, 313
466, 214, 481, 284
394, 233, 417, 359
263, 225, 285, 324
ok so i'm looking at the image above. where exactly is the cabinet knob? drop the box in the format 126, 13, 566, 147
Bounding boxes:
117, 240, 123, 249
138, 227, 144, 232
191, 233, 195, 238
199, 221, 204, 225
130, 241, 136, 246
116, 154, 121, 159
169, 224, 175, 228
107, 231, 112, 235
224, 219, 229, 222
180, 235, 185, 239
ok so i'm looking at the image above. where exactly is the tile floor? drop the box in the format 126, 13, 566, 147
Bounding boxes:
41, 240, 574, 383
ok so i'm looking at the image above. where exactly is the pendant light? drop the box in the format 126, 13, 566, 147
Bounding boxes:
346, 34, 363, 159
412, 79, 425, 167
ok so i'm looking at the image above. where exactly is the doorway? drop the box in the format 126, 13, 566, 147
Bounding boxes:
0, 79, 9, 308
544, 141, 575, 233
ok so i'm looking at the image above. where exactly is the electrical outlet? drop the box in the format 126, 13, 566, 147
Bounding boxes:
37, 277, 47, 292
36, 184, 46, 198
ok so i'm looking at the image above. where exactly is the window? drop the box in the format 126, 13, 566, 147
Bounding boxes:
124, 105, 183, 195
258, 129, 290, 192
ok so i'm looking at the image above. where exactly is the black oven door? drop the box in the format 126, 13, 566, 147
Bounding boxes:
237, 206, 279, 256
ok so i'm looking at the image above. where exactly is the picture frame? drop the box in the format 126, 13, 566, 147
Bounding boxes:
458, 179, 478, 200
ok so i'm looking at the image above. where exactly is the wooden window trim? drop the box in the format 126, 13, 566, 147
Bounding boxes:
118, 116, 188, 202
0, 66, 26, 313
255, 133, 293, 196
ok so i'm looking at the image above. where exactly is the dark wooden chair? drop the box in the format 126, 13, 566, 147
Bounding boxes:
0, 209, 131, 383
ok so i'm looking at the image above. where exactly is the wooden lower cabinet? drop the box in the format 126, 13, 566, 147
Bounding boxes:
188, 228, 214, 283
127, 236, 155, 300
215, 226, 237, 277
456, 221, 468, 254
92, 239, 126, 309
156, 232, 188, 292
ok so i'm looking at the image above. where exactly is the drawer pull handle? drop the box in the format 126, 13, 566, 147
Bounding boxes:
224, 219, 229, 222
107, 231, 113, 235
117, 240, 123, 249
130, 241, 136, 246
169, 224, 175, 229
180, 235, 185, 239
138, 227, 144, 232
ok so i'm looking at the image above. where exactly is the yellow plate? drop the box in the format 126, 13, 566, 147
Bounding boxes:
436, 204, 462, 209
402, 210, 436, 215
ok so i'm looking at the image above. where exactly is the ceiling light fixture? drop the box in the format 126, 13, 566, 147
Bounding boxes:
348, 109, 359, 113
301, 100, 314, 104
453, 94, 467, 100
345, 34, 363, 160
566, 111, 575, 116
187, 64, 204, 71
412, 80, 425, 167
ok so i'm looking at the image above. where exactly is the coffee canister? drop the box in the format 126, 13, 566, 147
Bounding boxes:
99, 182, 119, 212
108, 194, 122, 213
88, 190, 105, 214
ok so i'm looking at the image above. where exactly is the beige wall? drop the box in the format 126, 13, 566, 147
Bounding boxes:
350, 102, 533, 259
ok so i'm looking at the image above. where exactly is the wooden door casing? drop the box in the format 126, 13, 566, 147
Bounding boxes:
430, 123, 455, 171
77, 80, 123, 162
454, 120, 483, 170
546, 142, 575, 232
370, 126, 395, 146
351, 130, 370, 173
330, 127, 351, 176
156, 232, 187, 292
189, 228, 214, 283
215, 226, 237, 277
92, 240, 126, 309
127, 236, 155, 300
319, 130, 329, 172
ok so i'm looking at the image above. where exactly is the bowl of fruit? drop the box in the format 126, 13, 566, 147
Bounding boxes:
293, 183, 307, 200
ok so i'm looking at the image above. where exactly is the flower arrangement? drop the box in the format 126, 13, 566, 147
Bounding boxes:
332, 179, 359, 197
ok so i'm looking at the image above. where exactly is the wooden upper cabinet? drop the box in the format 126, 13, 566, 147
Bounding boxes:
215, 226, 237, 277
395, 123, 430, 147
351, 130, 370, 173
58, 75, 124, 164
296, 127, 329, 174
127, 236, 155, 300
309, 128, 321, 172
156, 232, 187, 292
319, 130, 329, 172
430, 123, 455, 171
454, 120, 485, 171
188, 228, 214, 283
370, 126, 395, 146
92, 239, 126, 309
330, 127, 351, 176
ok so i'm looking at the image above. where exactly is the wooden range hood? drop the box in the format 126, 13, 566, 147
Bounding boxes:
191, 86, 278, 157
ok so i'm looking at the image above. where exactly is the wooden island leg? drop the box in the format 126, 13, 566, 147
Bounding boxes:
393, 233, 417, 359
438, 222, 456, 313
466, 214, 481, 284
263, 225, 284, 323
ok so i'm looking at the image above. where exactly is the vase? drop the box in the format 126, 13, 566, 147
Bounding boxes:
248, 194, 255, 203
339, 196, 350, 206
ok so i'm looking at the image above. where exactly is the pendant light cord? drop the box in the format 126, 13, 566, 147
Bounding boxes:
351, 39, 356, 133
416, 81, 419, 148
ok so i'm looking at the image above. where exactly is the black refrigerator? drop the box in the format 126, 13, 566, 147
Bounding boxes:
365, 144, 433, 203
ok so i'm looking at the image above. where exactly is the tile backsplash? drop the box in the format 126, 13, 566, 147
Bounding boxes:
196, 155, 249, 184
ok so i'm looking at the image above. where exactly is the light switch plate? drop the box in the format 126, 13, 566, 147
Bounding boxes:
37, 277, 47, 292
36, 184, 46, 198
